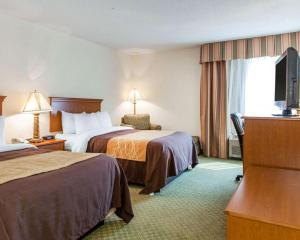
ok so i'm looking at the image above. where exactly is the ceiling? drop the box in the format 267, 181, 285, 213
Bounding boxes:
0, 0, 300, 51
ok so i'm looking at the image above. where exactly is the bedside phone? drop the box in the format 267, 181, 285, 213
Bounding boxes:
43, 135, 55, 140
11, 138, 29, 144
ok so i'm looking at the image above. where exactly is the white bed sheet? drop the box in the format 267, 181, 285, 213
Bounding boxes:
55, 133, 78, 151
56, 126, 133, 153
0, 144, 36, 153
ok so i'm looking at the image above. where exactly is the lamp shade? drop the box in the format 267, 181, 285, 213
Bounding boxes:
23, 90, 52, 113
128, 88, 141, 103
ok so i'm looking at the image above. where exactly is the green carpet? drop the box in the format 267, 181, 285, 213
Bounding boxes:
85, 157, 242, 240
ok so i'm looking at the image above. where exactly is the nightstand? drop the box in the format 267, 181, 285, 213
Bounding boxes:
31, 139, 65, 151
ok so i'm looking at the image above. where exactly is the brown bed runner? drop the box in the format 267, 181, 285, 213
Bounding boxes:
106, 130, 174, 162
0, 151, 100, 185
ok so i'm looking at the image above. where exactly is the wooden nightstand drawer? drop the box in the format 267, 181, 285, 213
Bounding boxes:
32, 139, 65, 151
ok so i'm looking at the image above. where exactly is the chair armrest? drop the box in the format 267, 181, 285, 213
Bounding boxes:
150, 123, 162, 130
120, 123, 135, 128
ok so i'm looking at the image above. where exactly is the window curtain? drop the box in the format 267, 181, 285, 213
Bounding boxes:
226, 56, 278, 139
200, 61, 227, 159
199, 31, 300, 159
244, 57, 278, 116
200, 31, 300, 63
226, 59, 246, 139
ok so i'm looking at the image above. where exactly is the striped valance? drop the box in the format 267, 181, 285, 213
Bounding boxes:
200, 32, 300, 63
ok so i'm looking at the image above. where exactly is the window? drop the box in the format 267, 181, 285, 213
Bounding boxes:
244, 56, 279, 116
227, 56, 281, 138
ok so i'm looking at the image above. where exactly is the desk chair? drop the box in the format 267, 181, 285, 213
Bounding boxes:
230, 112, 244, 182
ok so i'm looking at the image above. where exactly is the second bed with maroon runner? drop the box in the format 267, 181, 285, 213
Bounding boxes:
49, 97, 198, 194
87, 129, 198, 194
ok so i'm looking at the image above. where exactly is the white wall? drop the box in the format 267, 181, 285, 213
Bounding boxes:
0, 14, 123, 142
117, 48, 201, 136
0, 14, 201, 142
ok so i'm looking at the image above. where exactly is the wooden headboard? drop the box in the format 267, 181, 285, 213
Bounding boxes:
49, 97, 103, 132
0, 96, 6, 115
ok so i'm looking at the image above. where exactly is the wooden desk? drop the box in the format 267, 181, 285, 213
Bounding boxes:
225, 166, 300, 240
244, 116, 300, 172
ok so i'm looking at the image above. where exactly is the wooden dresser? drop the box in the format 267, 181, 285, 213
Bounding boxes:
243, 116, 300, 172
225, 166, 300, 240
225, 116, 300, 239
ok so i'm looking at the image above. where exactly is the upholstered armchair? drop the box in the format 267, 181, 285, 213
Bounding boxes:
121, 114, 162, 130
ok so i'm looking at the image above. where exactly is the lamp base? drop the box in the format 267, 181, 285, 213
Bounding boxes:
29, 138, 43, 143
32, 113, 41, 142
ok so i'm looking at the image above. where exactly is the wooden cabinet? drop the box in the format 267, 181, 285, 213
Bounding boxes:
225, 116, 300, 240
243, 116, 300, 172
225, 166, 300, 240
32, 139, 65, 151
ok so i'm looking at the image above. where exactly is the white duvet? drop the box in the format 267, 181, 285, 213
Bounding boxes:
56, 126, 133, 153
0, 143, 36, 153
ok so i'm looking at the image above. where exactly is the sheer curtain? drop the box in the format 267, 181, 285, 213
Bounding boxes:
244, 57, 278, 116
227, 56, 279, 138
227, 59, 246, 139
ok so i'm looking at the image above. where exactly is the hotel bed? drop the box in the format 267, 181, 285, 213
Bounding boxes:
0, 97, 133, 240
51, 97, 198, 194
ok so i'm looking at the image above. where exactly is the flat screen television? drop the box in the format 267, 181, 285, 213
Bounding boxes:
274, 47, 300, 116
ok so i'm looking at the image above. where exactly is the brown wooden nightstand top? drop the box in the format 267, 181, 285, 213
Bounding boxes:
31, 139, 65, 151
31, 139, 65, 147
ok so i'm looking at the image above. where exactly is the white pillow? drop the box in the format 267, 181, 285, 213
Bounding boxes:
74, 113, 101, 134
0, 117, 4, 144
96, 112, 112, 128
61, 111, 76, 134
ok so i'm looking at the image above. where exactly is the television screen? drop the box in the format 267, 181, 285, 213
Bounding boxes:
275, 56, 286, 101
273, 47, 299, 116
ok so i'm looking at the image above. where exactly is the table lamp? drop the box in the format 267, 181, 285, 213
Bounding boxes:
128, 88, 141, 115
23, 90, 52, 143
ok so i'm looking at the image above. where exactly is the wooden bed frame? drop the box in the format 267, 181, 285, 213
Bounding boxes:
0, 96, 6, 115
49, 97, 103, 132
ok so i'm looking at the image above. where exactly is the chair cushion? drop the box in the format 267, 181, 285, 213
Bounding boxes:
123, 114, 150, 130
